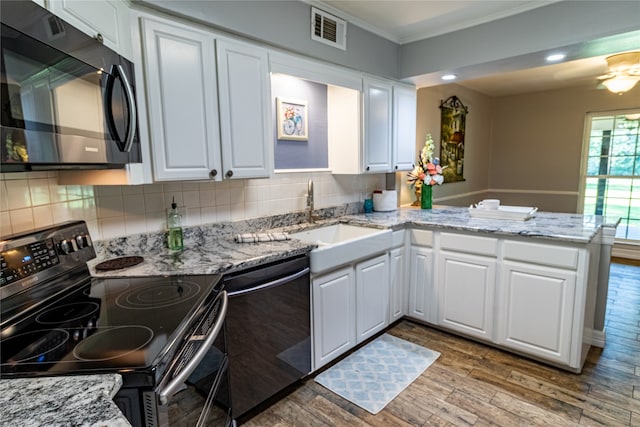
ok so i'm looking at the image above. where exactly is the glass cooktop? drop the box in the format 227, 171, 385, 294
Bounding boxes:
0, 274, 222, 377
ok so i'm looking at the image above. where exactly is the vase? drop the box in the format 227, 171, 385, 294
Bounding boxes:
421, 184, 433, 209
411, 187, 421, 206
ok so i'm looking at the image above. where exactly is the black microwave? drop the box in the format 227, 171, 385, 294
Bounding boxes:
0, 1, 141, 172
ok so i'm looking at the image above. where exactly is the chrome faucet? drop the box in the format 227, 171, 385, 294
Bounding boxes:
307, 179, 320, 223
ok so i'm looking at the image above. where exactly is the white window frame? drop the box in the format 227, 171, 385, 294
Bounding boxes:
578, 109, 640, 244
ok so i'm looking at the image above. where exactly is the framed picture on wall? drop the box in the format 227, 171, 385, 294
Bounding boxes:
439, 95, 468, 183
277, 97, 308, 141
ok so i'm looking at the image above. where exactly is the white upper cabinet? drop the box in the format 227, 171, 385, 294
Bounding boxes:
362, 76, 393, 173
46, 0, 133, 59
216, 39, 272, 180
393, 84, 417, 171
140, 17, 221, 181
137, 14, 272, 182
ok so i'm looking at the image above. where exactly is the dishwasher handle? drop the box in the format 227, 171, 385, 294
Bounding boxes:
227, 267, 310, 297
158, 290, 228, 405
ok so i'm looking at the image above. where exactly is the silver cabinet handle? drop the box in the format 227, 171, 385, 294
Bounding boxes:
158, 290, 228, 405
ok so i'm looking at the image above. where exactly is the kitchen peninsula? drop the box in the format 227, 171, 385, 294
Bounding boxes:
0, 206, 617, 426
88, 205, 617, 373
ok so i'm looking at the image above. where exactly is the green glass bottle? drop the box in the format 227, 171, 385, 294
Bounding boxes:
167, 197, 183, 250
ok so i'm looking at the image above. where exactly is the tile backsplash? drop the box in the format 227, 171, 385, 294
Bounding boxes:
0, 171, 386, 240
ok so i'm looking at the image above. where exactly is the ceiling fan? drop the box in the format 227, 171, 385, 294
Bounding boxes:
597, 51, 640, 95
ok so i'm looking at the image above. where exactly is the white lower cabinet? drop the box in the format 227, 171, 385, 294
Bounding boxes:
497, 261, 576, 365
389, 246, 406, 322
312, 253, 390, 370
312, 266, 356, 370
356, 254, 390, 343
407, 229, 435, 323
403, 229, 593, 371
437, 251, 496, 341
408, 246, 434, 322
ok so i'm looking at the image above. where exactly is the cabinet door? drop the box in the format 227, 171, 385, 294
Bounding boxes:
356, 254, 390, 343
312, 267, 356, 369
497, 261, 576, 364
393, 84, 417, 171
438, 251, 496, 341
216, 39, 273, 180
389, 247, 406, 322
140, 18, 221, 181
408, 246, 433, 322
47, 0, 132, 59
363, 77, 393, 173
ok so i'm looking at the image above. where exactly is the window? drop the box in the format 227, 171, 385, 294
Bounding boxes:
580, 111, 640, 242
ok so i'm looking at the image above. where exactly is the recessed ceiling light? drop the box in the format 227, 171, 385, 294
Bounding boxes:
546, 53, 566, 62
442, 74, 456, 81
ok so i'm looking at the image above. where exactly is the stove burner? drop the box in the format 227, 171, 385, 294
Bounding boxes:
115, 280, 201, 310
95, 256, 144, 271
2, 329, 70, 363
72, 325, 153, 361
36, 302, 100, 325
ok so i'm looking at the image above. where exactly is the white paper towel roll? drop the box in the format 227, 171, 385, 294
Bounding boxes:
372, 190, 397, 211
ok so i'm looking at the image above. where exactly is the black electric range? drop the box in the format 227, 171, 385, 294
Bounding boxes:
0, 221, 231, 427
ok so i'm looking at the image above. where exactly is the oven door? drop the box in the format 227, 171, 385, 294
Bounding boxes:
152, 290, 231, 427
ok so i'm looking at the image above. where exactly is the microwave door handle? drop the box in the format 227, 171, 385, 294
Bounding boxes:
158, 290, 228, 405
104, 64, 137, 153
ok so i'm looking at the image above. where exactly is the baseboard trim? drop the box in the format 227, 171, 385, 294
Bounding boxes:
590, 328, 606, 348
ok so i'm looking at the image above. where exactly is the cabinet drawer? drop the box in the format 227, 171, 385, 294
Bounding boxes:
410, 229, 433, 247
440, 232, 497, 256
503, 241, 579, 270
392, 230, 405, 247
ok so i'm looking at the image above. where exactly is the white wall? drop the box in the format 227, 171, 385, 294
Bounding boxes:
0, 172, 385, 240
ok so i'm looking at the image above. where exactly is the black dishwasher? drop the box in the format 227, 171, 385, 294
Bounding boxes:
223, 254, 311, 422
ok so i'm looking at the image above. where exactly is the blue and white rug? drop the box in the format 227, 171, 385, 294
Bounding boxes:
315, 333, 440, 414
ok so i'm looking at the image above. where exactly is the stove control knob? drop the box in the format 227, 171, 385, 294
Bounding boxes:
59, 239, 75, 254
75, 235, 89, 249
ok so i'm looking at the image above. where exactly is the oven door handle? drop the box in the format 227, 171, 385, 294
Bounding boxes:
158, 290, 228, 405
227, 267, 310, 297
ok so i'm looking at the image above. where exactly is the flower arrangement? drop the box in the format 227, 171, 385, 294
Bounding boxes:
407, 133, 445, 189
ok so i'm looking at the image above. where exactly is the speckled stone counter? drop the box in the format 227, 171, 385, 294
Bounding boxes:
0, 374, 130, 427
88, 205, 358, 278
89, 205, 618, 278
340, 206, 620, 244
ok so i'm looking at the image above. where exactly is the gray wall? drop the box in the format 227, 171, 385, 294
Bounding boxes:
137, 1, 640, 87
399, 1, 640, 81
272, 75, 328, 169
136, 0, 399, 79
489, 83, 640, 213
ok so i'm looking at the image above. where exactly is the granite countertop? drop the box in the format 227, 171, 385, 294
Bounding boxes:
89, 206, 617, 279
340, 206, 619, 244
89, 232, 316, 278
0, 374, 130, 427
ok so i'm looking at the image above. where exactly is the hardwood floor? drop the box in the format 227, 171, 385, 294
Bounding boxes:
243, 262, 640, 426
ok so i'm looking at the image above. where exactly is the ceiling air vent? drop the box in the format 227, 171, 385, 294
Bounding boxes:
311, 7, 346, 50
